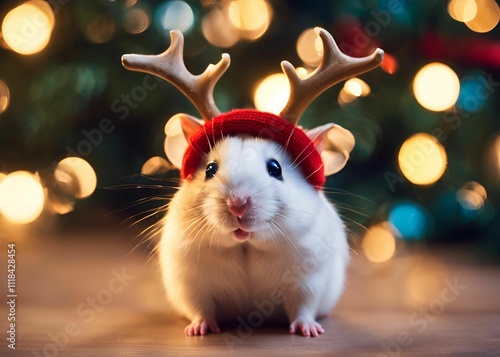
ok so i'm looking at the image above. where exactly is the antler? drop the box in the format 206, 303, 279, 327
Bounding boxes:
279, 27, 384, 126
121, 30, 230, 121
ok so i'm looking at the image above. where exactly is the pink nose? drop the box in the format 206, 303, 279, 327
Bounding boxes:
228, 197, 250, 218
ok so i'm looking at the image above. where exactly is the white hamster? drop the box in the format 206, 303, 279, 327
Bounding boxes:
158, 135, 349, 337
121, 27, 382, 337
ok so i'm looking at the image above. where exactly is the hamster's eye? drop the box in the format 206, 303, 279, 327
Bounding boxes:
205, 161, 218, 179
266, 159, 283, 181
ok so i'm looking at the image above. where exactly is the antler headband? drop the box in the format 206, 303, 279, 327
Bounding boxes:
122, 28, 384, 188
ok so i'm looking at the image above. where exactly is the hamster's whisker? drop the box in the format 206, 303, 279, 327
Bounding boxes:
200, 121, 212, 153
334, 205, 371, 218
289, 135, 315, 167
273, 212, 310, 234
175, 215, 206, 247
124, 218, 165, 261
270, 218, 300, 253
208, 222, 220, 250
304, 163, 323, 181
323, 187, 376, 204
291, 144, 316, 169
112, 196, 172, 216
337, 214, 369, 235
283, 126, 295, 152
126, 204, 169, 228
186, 215, 210, 244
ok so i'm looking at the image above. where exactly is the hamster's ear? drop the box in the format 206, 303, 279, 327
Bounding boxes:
164, 113, 204, 169
305, 123, 356, 176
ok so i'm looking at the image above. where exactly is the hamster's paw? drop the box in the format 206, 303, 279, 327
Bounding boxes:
289, 318, 325, 337
184, 317, 221, 336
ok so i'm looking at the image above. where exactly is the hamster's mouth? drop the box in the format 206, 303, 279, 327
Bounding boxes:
232, 228, 250, 241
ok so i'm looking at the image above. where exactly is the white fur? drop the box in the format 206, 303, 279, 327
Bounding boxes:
159, 137, 349, 336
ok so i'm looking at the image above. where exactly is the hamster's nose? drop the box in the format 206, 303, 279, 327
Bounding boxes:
227, 196, 250, 219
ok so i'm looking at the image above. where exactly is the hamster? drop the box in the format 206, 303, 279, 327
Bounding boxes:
121, 27, 382, 338
158, 135, 349, 337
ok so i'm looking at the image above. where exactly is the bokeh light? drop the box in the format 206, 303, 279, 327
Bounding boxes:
201, 6, 239, 48
465, 0, 500, 33
398, 133, 448, 186
344, 78, 371, 97
456, 74, 488, 113
486, 134, 500, 181
123, 7, 151, 34
296, 28, 323, 67
0, 80, 10, 115
457, 181, 487, 211
228, 0, 272, 40
82, 14, 116, 44
448, 0, 477, 22
0, 171, 45, 224
389, 201, 430, 240
156, 0, 194, 34
380, 52, 398, 74
254, 73, 290, 115
55, 157, 97, 199
1, 1, 55, 55
337, 78, 370, 107
362, 222, 397, 263
0, 173, 6, 184
413, 63, 460, 112
405, 258, 448, 307
141, 156, 172, 176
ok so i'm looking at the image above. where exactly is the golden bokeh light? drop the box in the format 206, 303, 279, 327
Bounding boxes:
457, 181, 487, 210
1, 1, 55, 55
254, 73, 290, 115
362, 222, 397, 263
344, 78, 371, 97
296, 28, 323, 67
338, 78, 371, 106
83, 14, 116, 44
484, 134, 500, 181
228, 0, 272, 40
0, 173, 6, 184
413, 63, 460, 112
465, 0, 500, 33
201, 6, 239, 48
405, 258, 448, 307
0, 80, 10, 115
0, 171, 45, 224
337, 88, 357, 107
124, 7, 151, 34
398, 133, 448, 186
141, 156, 172, 176
55, 157, 97, 199
448, 0, 477, 22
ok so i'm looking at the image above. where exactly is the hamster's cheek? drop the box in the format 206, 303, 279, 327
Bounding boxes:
201, 195, 235, 232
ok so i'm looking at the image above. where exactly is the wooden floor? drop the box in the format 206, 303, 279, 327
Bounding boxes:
2, 229, 500, 356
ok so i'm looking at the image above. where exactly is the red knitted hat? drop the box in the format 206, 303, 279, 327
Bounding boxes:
180, 109, 325, 189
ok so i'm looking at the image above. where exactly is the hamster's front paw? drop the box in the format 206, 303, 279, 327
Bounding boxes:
289, 318, 325, 337
184, 317, 221, 336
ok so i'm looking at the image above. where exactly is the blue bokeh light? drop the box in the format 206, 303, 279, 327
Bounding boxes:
388, 201, 430, 240
456, 73, 488, 113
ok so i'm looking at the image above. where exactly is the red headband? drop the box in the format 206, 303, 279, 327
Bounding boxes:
180, 109, 325, 189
